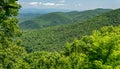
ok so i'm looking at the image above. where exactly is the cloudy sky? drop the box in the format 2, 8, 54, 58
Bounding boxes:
19, 0, 120, 10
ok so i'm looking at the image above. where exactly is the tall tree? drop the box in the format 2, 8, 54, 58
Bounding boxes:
0, 0, 29, 68
0, 0, 21, 48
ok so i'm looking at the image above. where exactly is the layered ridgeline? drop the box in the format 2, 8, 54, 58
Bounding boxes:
21, 9, 120, 52
18, 13, 43, 23
19, 8, 111, 29
18, 8, 71, 24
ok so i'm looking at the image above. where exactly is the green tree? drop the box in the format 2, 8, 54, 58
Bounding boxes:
0, 0, 29, 69
64, 26, 120, 69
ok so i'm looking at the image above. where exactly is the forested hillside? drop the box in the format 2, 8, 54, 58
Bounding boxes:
21, 9, 120, 52
1, 0, 120, 69
18, 13, 43, 23
19, 8, 111, 29
22, 26, 120, 69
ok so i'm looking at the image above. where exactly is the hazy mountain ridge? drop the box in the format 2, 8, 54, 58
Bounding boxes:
19, 8, 112, 29
18, 13, 43, 23
18, 8, 71, 23
21, 8, 120, 52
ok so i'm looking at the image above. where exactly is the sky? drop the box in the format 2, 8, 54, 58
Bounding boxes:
19, 0, 120, 11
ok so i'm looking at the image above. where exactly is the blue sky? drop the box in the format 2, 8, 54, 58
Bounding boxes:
19, 0, 120, 10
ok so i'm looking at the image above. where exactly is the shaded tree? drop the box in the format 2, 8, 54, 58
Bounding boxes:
0, 0, 29, 68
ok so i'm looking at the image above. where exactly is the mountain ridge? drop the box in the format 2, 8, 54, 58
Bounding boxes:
21, 8, 120, 52
19, 8, 112, 29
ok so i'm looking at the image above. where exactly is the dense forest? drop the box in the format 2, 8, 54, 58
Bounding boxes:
19, 8, 111, 29
0, 0, 120, 69
21, 9, 120, 52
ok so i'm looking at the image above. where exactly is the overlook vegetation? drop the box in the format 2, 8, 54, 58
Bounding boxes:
22, 25, 120, 69
19, 8, 111, 29
1, 0, 120, 69
21, 9, 120, 52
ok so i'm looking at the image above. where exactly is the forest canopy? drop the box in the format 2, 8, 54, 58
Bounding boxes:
20, 26, 120, 69
0, 0, 120, 69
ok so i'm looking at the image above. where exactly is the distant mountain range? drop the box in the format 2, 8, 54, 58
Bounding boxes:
19, 8, 72, 14
21, 8, 120, 52
18, 8, 72, 23
19, 8, 112, 29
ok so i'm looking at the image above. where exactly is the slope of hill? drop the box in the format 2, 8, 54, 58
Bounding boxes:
18, 13, 43, 23
18, 8, 71, 23
21, 9, 120, 52
67, 8, 112, 22
19, 12, 72, 29
19, 8, 112, 29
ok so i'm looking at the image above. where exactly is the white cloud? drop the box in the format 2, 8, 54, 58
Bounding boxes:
26, 2, 64, 7
42, 3, 55, 6
29, 2, 39, 6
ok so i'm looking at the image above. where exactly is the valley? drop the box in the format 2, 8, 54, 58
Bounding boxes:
20, 8, 120, 52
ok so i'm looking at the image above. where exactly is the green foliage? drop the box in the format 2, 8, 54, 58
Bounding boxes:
0, 0, 29, 69
25, 52, 60, 69
1, 1, 120, 68
18, 13, 43, 23
20, 25, 120, 69
63, 26, 120, 69
19, 9, 111, 29
21, 9, 120, 52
